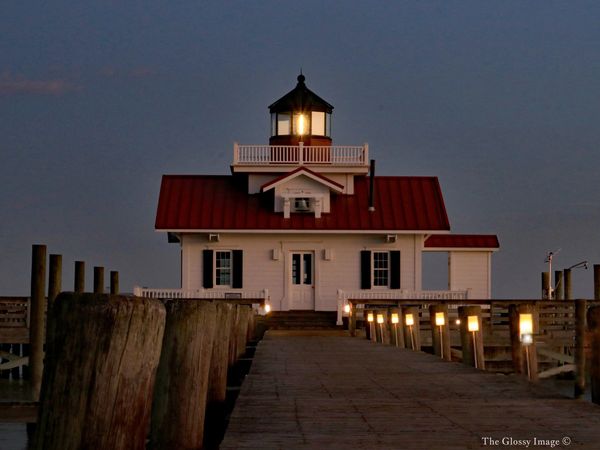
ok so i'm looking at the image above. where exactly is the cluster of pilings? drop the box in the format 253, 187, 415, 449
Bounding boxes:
24, 244, 256, 449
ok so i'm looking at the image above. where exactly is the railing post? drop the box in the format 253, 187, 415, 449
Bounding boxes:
30, 244, 47, 401
429, 304, 451, 361
575, 299, 586, 399
233, 142, 239, 165
336, 296, 343, 326
458, 305, 485, 369
363, 143, 369, 164
298, 142, 303, 165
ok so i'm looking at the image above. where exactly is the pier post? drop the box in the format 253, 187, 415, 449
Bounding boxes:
402, 306, 420, 351
554, 270, 563, 300
110, 271, 119, 295
93, 266, 104, 294
541, 272, 550, 299
33, 293, 165, 450
29, 244, 46, 401
595, 265, 600, 300
429, 304, 451, 361
587, 306, 600, 404
349, 302, 357, 337
389, 307, 404, 348
48, 254, 62, 304
74, 261, 85, 293
458, 305, 485, 369
564, 269, 572, 300
574, 299, 586, 399
150, 300, 216, 449
509, 303, 538, 381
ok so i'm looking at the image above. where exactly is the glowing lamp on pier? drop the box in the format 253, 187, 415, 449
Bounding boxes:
435, 312, 445, 327
376, 313, 384, 324
264, 304, 271, 314
391, 313, 399, 324
405, 313, 414, 327
468, 316, 479, 332
519, 313, 533, 344
367, 312, 374, 323
344, 304, 351, 314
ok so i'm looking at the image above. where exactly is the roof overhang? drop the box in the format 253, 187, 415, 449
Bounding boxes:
423, 234, 500, 252
158, 229, 451, 235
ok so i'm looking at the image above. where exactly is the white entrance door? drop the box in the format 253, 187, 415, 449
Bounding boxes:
289, 252, 315, 310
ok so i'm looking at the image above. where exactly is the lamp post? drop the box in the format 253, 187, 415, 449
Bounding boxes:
391, 312, 400, 347
435, 312, 445, 360
520, 313, 534, 379
405, 313, 415, 350
468, 315, 479, 369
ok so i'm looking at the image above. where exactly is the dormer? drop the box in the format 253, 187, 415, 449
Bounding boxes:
269, 73, 333, 147
261, 167, 344, 219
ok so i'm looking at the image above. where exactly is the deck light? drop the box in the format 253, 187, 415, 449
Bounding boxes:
367, 312, 374, 323
435, 312, 445, 327
264, 304, 271, 314
391, 313, 399, 324
519, 313, 533, 344
376, 314, 384, 324
405, 313, 414, 326
344, 304, 351, 314
455, 319, 461, 325
467, 316, 479, 332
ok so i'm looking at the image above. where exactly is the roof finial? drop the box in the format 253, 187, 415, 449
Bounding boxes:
297, 69, 305, 84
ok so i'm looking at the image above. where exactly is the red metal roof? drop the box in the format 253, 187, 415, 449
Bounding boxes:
155, 175, 450, 232
424, 234, 499, 249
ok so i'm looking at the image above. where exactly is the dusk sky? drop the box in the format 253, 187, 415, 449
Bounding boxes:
2, 1, 599, 298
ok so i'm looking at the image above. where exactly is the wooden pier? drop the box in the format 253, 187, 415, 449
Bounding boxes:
222, 330, 600, 449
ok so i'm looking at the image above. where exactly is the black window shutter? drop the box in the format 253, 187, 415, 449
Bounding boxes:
360, 250, 371, 289
203, 250, 214, 288
232, 250, 243, 288
390, 251, 401, 289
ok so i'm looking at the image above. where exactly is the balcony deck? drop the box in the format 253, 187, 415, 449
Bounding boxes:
232, 143, 369, 173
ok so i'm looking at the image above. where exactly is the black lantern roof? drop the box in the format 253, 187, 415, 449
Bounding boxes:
268, 74, 334, 113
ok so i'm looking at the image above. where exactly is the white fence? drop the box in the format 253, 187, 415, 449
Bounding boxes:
133, 286, 268, 301
233, 143, 368, 166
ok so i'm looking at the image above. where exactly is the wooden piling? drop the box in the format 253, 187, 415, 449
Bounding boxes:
29, 244, 46, 401
402, 306, 420, 350
554, 270, 563, 300
93, 266, 104, 294
574, 299, 586, 399
588, 306, 600, 404
32, 293, 166, 450
509, 303, 538, 381
110, 271, 119, 295
458, 306, 485, 369
541, 271, 550, 299
48, 254, 62, 304
150, 300, 217, 449
389, 307, 404, 348
595, 265, 600, 300
74, 261, 85, 293
208, 303, 235, 406
564, 269, 572, 300
349, 302, 357, 337
429, 304, 451, 361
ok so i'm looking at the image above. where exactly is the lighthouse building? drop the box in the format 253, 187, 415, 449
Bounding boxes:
138, 75, 499, 313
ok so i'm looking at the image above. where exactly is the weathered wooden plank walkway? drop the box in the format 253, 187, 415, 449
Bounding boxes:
222, 330, 600, 449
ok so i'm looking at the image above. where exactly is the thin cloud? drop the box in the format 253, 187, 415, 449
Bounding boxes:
0, 73, 81, 96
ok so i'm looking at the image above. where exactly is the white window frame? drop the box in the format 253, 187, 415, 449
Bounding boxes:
214, 250, 233, 287
372, 251, 390, 288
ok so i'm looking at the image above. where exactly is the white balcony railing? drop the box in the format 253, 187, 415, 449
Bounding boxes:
133, 286, 268, 301
233, 143, 369, 166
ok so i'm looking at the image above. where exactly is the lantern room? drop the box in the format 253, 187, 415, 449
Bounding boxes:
268, 74, 333, 146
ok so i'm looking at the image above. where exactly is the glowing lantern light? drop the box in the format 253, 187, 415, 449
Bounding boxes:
265, 304, 271, 314
367, 312, 374, 323
405, 313, 414, 326
435, 312, 445, 327
344, 304, 351, 314
376, 314, 384, 324
468, 315, 479, 332
391, 313, 399, 324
